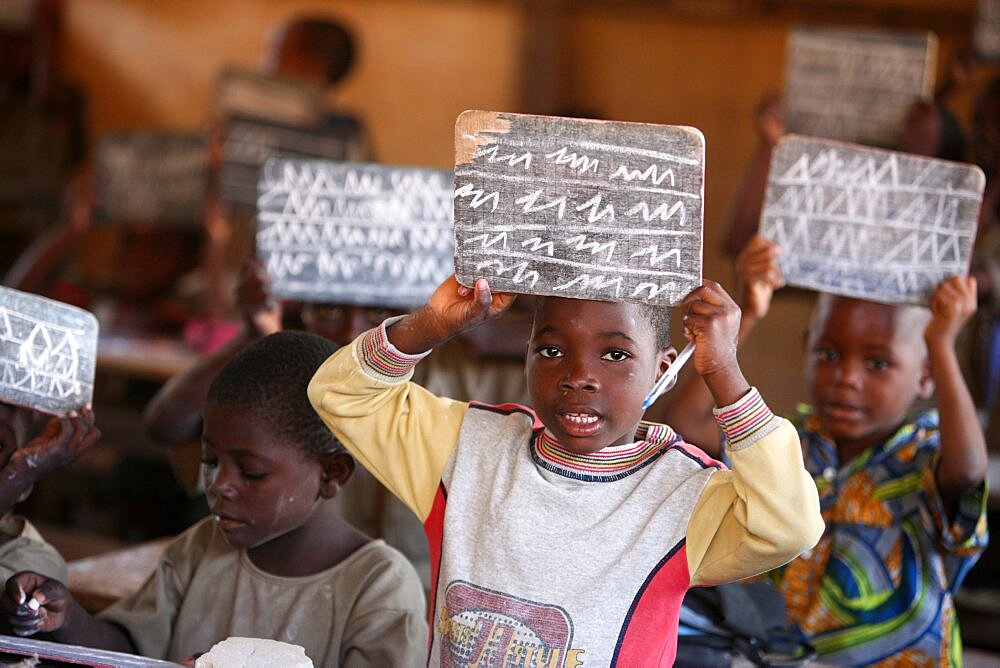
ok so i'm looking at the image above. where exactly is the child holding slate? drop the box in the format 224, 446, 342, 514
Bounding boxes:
309, 269, 823, 665
0, 402, 99, 589
4, 332, 427, 667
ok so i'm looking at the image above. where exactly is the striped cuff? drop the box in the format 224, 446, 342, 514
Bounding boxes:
713, 387, 781, 451
355, 316, 431, 384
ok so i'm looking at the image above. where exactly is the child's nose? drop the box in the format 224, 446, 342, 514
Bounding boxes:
834, 358, 863, 389
559, 359, 600, 393
206, 466, 238, 500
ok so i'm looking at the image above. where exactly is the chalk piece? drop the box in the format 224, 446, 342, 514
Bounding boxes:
0, 287, 98, 416
220, 115, 358, 210
26, 598, 40, 612
94, 133, 207, 226
453, 110, 704, 306
976, 0, 1000, 60
215, 67, 324, 127
759, 135, 985, 305
256, 158, 455, 308
784, 27, 937, 147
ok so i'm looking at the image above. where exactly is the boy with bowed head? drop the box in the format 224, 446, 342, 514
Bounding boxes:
4, 332, 427, 667
308, 275, 824, 665
666, 236, 989, 665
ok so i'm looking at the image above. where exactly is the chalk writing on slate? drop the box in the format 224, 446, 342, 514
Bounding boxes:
453, 111, 704, 306
784, 27, 937, 148
215, 67, 323, 127
94, 133, 207, 225
976, 0, 1000, 60
256, 158, 455, 308
759, 135, 984, 305
0, 286, 98, 415
220, 115, 356, 209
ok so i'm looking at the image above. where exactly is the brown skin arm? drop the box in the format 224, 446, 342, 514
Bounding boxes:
385, 276, 516, 355
925, 277, 988, 515
2, 572, 133, 652
723, 93, 784, 258
662, 237, 783, 455
143, 259, 282, 446
4, 175, 93, 293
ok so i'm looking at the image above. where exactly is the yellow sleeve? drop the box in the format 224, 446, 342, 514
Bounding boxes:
308, 321, 469, 521
686, 388, 824, 586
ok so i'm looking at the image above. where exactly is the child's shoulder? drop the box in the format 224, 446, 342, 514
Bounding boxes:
333, 540, 425, 613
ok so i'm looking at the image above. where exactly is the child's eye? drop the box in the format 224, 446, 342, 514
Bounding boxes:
813, 347, 838, 362
866, 358, 891, 371
601, 349, 632, 362
200, 457, 218, 468
240, 469, 269, 481
537, 346, 563, 358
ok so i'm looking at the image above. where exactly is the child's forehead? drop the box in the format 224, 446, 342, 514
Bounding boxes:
532, 297, 646, 333
811, 294, 928, 345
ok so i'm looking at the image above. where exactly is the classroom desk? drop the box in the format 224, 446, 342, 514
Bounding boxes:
67, 537, 172, 613
97, 336, 198, 382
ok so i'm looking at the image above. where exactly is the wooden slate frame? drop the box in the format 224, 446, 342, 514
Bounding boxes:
453, 111, 704, 306
783, 26, 937, 148
759, 135, 985, 305
93, 132, 207, 226
0, 286, 98, 415
256, 157, 455, 308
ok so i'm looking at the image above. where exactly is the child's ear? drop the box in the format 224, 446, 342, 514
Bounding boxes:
318, 453, 355, 499
657, 346, 679, 379
917, 357, 935, 400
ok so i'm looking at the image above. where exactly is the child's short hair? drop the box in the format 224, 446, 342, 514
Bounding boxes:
207, 331, 345, 457
532, 297, 672, 349
284, 17, 356, 85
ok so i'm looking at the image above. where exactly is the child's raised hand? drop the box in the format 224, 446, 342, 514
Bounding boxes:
389, 276, 516, 354
925, 276, 977, 349
236, 259, 282, 337
3, 571, 70, 636
755, 92, 785, 146
682, 280, 750, 407
736, 235, 784, 322
11, 406, 100, 479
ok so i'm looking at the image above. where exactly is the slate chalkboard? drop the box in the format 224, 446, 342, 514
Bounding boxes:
784, 27, 937, 148
94, 133, 207, 226
256, 158, 454, 308
759, 135, 984, 305
0, 634, 182, 667
215, 67, 324, 127
976, 0, 1000, 60
453, 111, 703, 306
0, 286, 98, 415
220, 115, 356, 209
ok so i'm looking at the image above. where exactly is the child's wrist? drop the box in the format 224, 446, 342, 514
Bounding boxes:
702, 365, 751, 408
387, 307, 453, 354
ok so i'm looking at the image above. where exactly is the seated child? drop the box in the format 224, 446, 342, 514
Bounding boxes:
4, 332, 428, 667
665, 236, 989, 665
0, 402, 99, 587
307, 274, 824, 665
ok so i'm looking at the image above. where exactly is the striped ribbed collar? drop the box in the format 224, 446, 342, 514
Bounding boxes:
530, 422, 680, 483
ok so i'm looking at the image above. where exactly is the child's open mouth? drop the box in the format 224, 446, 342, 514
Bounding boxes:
557, 411, 604, 437
823, 403, 865, 422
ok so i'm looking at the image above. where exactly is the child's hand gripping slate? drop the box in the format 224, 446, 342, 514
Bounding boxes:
389, 275, 516, 354
681, 280, 751, 407
3, 571, 71, 636
925, 276, 977, 349
9, 406, 101, 480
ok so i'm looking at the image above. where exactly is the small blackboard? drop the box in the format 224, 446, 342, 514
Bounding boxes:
0, 634, 181, 667
94, 133, 207, 226
784, 27, 937, 148
759, 135, 984, 305
453, 111, 704, 306
976, 0, 1000, 60
215, 67, 324, 127
0, 286, 98, 416
220, 115, 357, 209
256, 158, 455, 308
